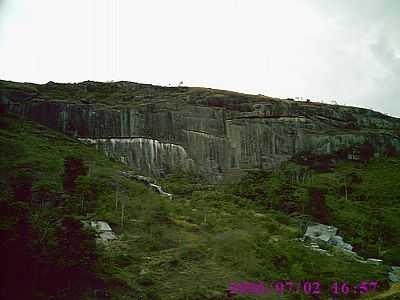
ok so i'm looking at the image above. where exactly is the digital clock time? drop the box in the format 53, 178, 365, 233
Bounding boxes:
330, 281, 379, 296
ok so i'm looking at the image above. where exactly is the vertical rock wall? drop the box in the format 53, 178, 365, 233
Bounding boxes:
3, 97, 400, 181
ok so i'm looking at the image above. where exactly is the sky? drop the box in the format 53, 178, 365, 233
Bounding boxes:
0, 0, 399, 116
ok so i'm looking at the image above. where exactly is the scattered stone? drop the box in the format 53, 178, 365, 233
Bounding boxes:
254, 212, 266, 218
120, 171, 155, 184
120, 171, 173, 199
128, 219, 143, 223
366, 258, 383, 265
356, 259, 368, 264
304, 243, 334, 256
294, 237, 305, 242
269, 235, 280, 243
314, 248, 327, 253
342, 249, 358, 257
148, 183, 173, 199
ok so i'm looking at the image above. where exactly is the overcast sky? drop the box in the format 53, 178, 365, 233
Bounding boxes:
0, 0, 399, 116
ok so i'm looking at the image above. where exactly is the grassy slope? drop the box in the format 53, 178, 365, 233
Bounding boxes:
0, 79, 277, 109
0, 114, 398, 300
228, 157, 400, 266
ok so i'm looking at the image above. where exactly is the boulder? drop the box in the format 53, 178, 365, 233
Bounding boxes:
388, 272, 400, 283
389, 266, 400, 283
304, 224, 338, 242
90, 221, 117, 242
328, 236, 353, 251
303, 223, 358, 258
91, 221, 112, 232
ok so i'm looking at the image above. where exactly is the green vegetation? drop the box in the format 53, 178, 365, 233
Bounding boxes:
0, 79, 275, 109
229, 158, 400, 266
0, 113, 399, 299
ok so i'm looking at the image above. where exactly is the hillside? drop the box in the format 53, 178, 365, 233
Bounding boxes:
1, 110, 400, 299
2, 79, 400, 183
0, 79, 277, 108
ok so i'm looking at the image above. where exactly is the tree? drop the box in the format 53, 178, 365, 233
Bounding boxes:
308, 188, 330, 224
293, 187, 308, 214
265, 176, 282, 209
63, 156, 88, 194
51, 216, 97, 298
75, 175, 97, 213
11, 168, 33, 202
37, 185, 51, 207
384, 144, 397, 157
0, 102, 6, 115
359, 143, 374, 163
0, 83, 5, 115
121, 196, 126, 227
0, 202, 38, 300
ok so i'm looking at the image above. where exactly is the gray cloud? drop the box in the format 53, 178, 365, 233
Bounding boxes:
302, 0, 400, 116
0, 1, 5, 15
370, 37, 400, 75
366, 38, 400, 114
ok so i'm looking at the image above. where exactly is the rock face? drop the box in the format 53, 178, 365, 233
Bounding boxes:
81, 138, 191, 177
2, 80, 400, 181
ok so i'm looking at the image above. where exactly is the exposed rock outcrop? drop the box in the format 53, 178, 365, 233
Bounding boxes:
389, 267, 400, 283
82, 221, 117, 243
302, 223, 399, 284
303, 223, 354, 253
119, 171, 173, 199
2, 80, 400, 181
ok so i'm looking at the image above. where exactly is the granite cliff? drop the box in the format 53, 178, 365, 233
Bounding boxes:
2, 80, 400, 181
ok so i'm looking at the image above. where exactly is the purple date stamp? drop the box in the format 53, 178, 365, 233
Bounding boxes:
228, 280, 379, 297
